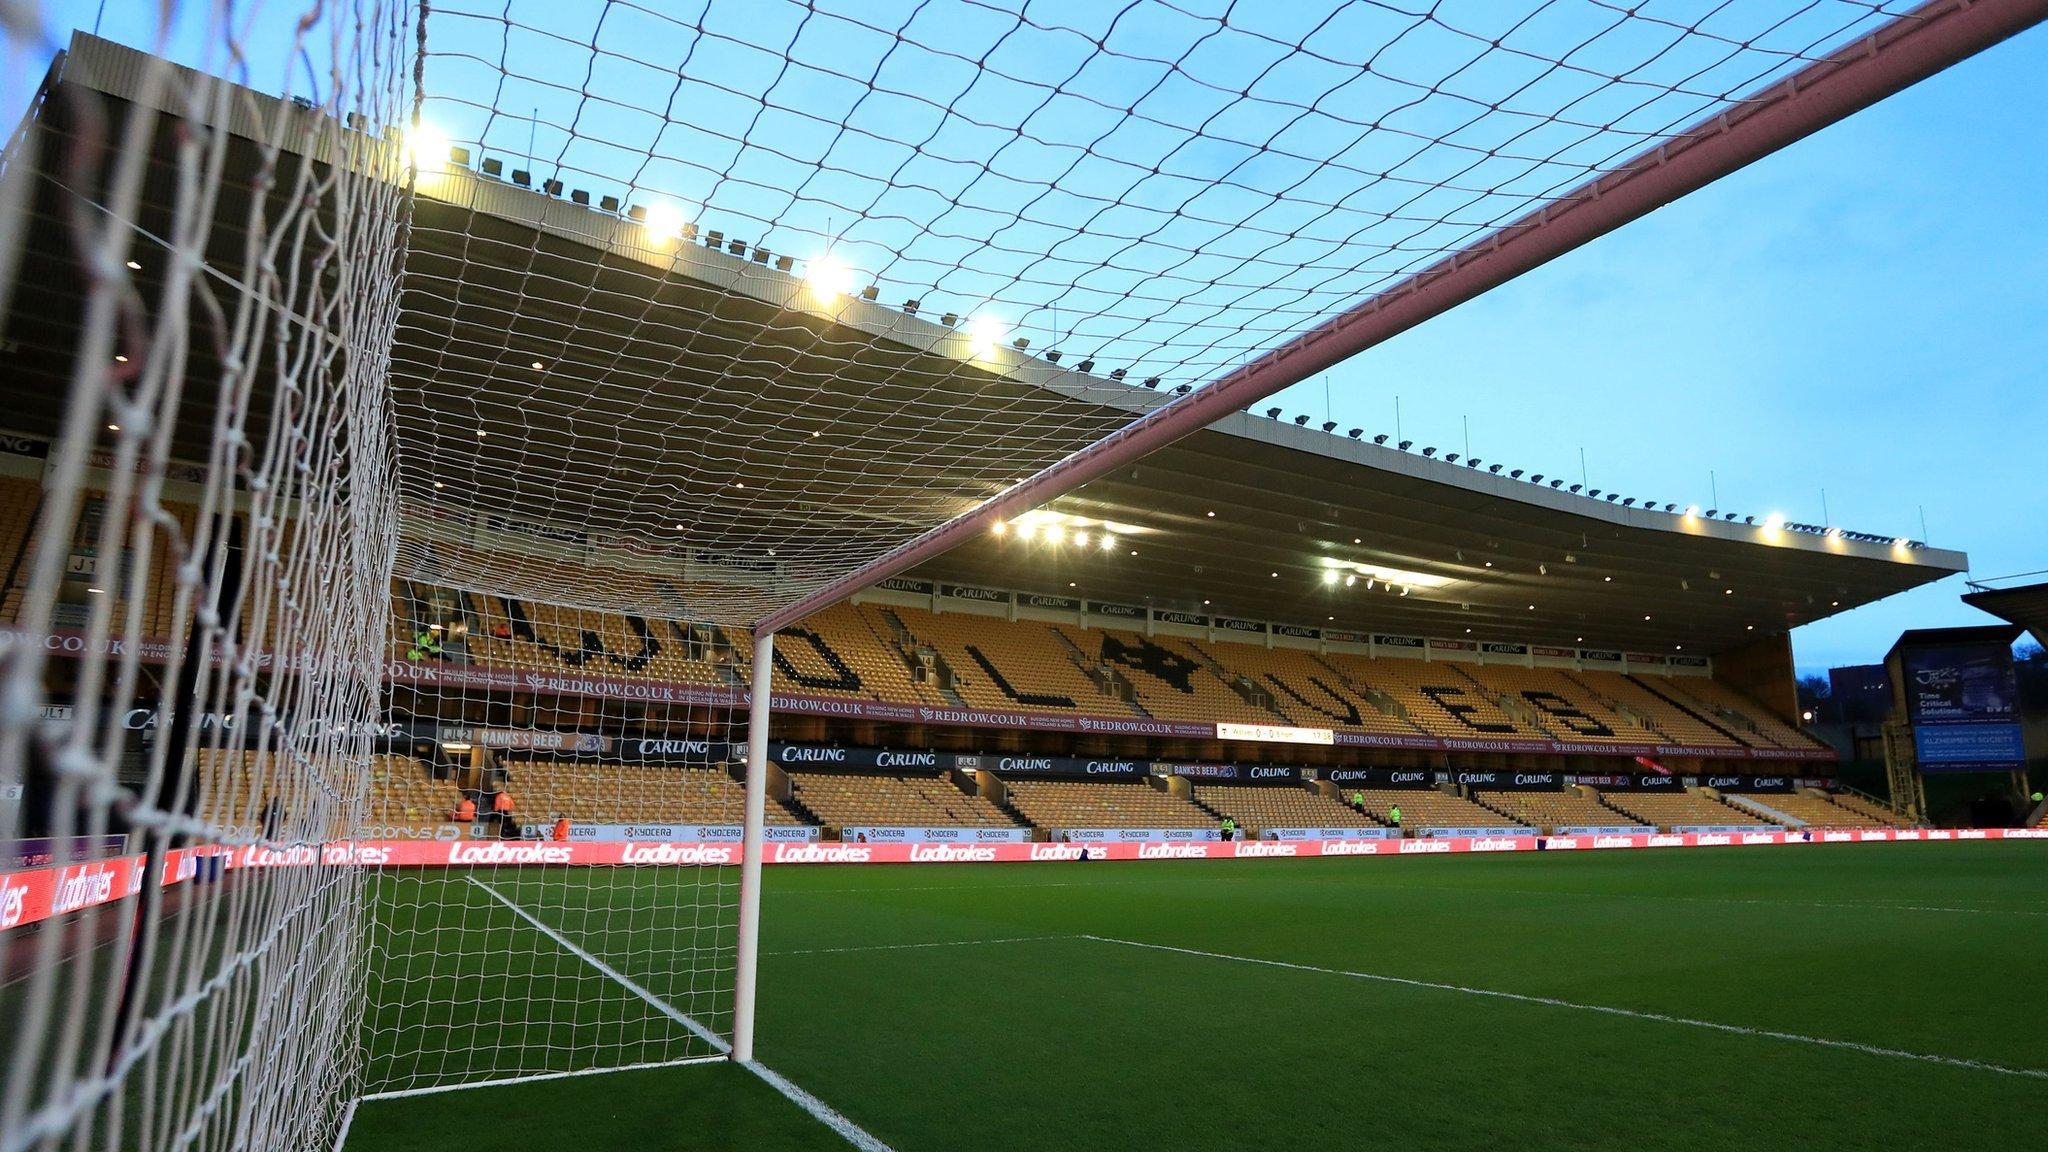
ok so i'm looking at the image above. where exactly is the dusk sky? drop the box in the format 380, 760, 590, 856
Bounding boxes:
29, 2, 2048, 674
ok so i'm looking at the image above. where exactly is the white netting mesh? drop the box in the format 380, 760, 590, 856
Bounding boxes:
366, 591, 747, 1092
392, 0, 1918, 623
0, 1, 1985, 1148
0, 6, 410, 1152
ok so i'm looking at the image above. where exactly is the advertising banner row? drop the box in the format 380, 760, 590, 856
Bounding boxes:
8, 829, 2041, 933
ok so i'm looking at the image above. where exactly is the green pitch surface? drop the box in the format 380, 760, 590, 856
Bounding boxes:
346, 843, 2048, 1150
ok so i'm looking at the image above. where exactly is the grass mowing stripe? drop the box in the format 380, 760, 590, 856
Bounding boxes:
1084, 934, 2048, 1081
742, 1061, 899, 1152
1373, 882, 2048, 918
765, 935, 1073, 958
356, 1055, 726, 1101
465, 876, 730, 1054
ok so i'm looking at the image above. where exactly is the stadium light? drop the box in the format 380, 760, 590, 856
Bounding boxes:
1347, 429, 1362, 438
1444, 453, 1460, 463
1397, 440, 1411, 451
1372, 434, 1388, 445
1294, 415, 1311, 426
1510, 469, 1524, 479
806, 253, 855, 303
1072, 530, 1089, 548
1322, 570, 1339, 585
1322, 421, 1338, 432
405, 123, 449, 173
1100, 533, 1116, 552
124, 259, 141, 271
1762, 512, 1785, 533
1488, 464, 1502, 474
1266, 407, 1283, 419
644, 200, 686, 242
967, 315, 1005, 359
991, 521, 1006, 537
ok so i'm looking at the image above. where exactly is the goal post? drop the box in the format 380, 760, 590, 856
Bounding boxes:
732, 629, 775, 1065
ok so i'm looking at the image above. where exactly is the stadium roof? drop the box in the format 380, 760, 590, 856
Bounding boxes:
2, 32, 1970, 655
1961, 578, 2048, 650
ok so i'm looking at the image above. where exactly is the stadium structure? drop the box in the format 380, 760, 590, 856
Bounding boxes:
2, 5, 2045, 1152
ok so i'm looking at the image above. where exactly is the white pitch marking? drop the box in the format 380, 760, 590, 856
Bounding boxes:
764, 934, 1073, 957
1083, 934, 2048, 1080
465, 877, 900, 1152
467, 876, 729, 1053
741, 1060, 898, 1152
355, 1055, 725, 1103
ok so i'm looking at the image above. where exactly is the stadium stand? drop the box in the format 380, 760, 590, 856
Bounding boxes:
1002, 777, 1214, 829
1351, 788, 1523, 831
1054, 625, 1280, 725
1205, 644, 1429, 736
368, 755, 463, 830
1573, 670, 1744, 748
1480, 665, 1665, 744
1474, 789, 1652, 832
891, 607, 1129, 715
1190, 782, 1384, 832
1657, 676, 1825, 749
501, 759, 807, 826
1723, 791, 1891, 829
768, 605, 954, 708
1598, 789, 1767, 830
0, 476, 42, 623
1336, 655, 1548, 740
787, 770, 1018, 828
1825, 791, 1911, 827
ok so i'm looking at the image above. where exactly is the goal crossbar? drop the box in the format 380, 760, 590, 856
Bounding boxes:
754, 0, 2048, 637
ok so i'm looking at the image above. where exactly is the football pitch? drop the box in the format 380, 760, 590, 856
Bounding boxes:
347, 842, 2048, 1150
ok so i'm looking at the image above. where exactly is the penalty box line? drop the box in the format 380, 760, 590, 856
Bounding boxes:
464, 877, 901, 1152
1082, 935, 2048, 1081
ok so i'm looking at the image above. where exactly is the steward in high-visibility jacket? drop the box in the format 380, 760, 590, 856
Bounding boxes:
406, 628, 444, 661
453, 796, 476, 822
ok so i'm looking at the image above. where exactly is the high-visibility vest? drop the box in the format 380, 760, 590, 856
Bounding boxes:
454, 799, 476, 820
493, 792, 514, 813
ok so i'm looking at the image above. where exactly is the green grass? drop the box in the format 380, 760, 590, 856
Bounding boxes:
346, 843, 2048, 1150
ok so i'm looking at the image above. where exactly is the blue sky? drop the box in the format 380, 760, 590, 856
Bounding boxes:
27, 2, 2048, 672
1286, 20, 2048, 672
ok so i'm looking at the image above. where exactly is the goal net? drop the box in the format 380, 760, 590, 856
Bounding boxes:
0, 0, 2011, 1148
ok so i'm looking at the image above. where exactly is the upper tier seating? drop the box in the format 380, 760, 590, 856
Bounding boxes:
1598, 790, 1762, 830
787, 770, 1018, 828
1475, 665, 1664, 744
1190, 783, 1383, 831
1182, 641, 1419, 736
1054, 626, 1278, 725
893, 606, 1130, 715
1002, 778, 1214, 829
1475, 790, 1650, 832
1323, 653, 1545, 740
1351, 788, 1523, 831
1723, 791, 1886, 829
737, 604, 951, 707
501, 760, 807, 826
1573, 670, 1743, 748
1653, 676, 1825, 749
